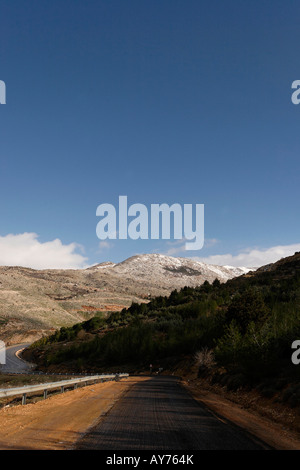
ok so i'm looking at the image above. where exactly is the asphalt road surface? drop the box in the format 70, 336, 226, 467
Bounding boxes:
76, 376, 270, 450
0, 343, 34, 374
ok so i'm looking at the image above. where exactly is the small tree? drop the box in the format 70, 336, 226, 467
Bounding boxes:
225, 289, 269, 334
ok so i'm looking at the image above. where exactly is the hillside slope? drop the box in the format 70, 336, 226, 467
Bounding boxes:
0, 254, 249, 343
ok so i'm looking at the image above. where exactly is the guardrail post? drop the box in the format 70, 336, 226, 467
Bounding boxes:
0, 373, 129, 405
61, 386, 64, 393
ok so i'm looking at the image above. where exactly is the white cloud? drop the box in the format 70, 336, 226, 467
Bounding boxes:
164, 240, 186, 256
154, 239, 187, 256
165, 245, 186, 256
161, 237, 220, 257
98, 240, 113, 251
204, 238, 220, 248
193, 243, 300, 268
0, 233, 88, 269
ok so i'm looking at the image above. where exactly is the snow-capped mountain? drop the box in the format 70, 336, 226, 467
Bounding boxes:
87, 253, 251, 291
0, 253, 251, 344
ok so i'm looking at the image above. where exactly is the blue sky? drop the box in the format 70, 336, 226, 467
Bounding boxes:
0, 0, 300, 268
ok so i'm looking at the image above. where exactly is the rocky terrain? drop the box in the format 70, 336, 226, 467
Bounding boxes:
0, 253, 250, 344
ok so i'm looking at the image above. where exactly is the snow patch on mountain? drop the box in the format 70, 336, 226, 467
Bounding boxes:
87, 253, 251, 290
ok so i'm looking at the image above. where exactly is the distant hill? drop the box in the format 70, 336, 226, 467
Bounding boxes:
0, 254, 249, 344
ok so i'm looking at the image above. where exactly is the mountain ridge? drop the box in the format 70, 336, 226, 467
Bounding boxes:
0, 253, 251, 344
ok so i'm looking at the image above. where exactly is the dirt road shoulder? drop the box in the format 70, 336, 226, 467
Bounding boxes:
0, 376, 148, 450
183, 379, 300, 450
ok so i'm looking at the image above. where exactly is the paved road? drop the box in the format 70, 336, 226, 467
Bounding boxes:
76, 376, 270, 450
0, 343, 34, 374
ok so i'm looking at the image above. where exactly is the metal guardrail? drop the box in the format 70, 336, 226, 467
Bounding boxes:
0, 373, 129, 405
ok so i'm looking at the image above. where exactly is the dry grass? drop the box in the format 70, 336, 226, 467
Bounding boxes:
194, 348, 215, 368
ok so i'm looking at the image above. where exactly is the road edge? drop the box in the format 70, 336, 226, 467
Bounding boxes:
182, 378, 300, 450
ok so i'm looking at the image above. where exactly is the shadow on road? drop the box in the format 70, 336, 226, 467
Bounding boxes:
76, 376, 270, 450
